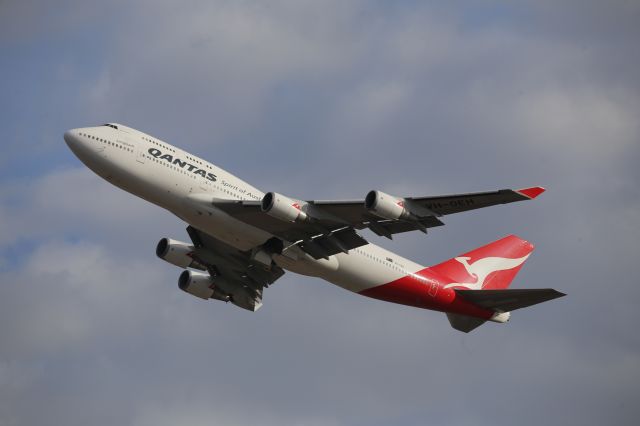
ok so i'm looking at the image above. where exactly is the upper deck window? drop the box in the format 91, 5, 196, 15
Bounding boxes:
103, 124, 119, 130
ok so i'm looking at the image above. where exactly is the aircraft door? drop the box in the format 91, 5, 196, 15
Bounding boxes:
134, 136, 146, 164
136, 146, 146, 163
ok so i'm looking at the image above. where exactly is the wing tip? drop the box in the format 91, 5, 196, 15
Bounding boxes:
516, 186, 546, 199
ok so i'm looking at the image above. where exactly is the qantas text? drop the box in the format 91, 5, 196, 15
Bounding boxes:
148, 148, 217, 182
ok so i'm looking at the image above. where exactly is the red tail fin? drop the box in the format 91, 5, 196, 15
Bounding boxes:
429, 235, 534, 290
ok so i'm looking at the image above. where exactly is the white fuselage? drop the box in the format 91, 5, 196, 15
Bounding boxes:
64, 124, 428, 295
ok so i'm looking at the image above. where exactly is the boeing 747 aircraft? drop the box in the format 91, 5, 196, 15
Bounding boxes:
64, 123, 564, 332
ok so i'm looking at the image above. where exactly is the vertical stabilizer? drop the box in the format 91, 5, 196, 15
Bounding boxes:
430, 235, 534, 290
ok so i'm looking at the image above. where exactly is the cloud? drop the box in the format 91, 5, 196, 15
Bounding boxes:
0, 167, 181, 250
0, 240, 154, 356
1, 1, 639, 425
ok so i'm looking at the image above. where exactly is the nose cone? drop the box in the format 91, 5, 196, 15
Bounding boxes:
64, 127, 105, 174
64, 128, 80, 149
64, 128, 92, 163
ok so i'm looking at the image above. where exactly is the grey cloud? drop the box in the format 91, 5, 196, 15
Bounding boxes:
0, 167, 182, 251
1, 1, 639, 425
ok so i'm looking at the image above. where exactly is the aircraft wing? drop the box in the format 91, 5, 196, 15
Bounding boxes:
205, 198, 371, 259
205, 186, 544, 260
313, 186, 545, 221
185, 226, 285, 311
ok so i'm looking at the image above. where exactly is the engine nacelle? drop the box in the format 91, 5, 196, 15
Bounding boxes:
178, 270, 230, 301
261, 192, 308, 222
156, 238, 206, 270
364, 190, 410, 220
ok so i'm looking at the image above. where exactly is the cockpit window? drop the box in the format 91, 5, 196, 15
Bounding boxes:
103, 124, 119, 130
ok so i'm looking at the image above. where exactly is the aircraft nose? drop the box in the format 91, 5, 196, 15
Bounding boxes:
64, 128, 79, 148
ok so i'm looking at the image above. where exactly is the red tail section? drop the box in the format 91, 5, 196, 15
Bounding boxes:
429, 235, 534, 290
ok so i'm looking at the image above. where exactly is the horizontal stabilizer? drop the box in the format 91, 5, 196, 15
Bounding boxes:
455, 288, 565, 312
446, 313, 486, 333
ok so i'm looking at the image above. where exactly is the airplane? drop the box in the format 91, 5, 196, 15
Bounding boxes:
63, 123, 564, 332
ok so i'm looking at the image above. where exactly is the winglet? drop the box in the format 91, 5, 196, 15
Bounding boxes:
516, 186, 546, 199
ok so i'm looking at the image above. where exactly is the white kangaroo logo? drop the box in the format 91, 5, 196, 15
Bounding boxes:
443, 254, 530, 290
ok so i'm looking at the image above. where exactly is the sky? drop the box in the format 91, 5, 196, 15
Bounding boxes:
1, 1, 639, 425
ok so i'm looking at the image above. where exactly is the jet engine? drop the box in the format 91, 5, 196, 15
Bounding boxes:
178, 270, 230, 302
156, 238, 206, 270
261, 192, 308, 222
364, 190, 411, 220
